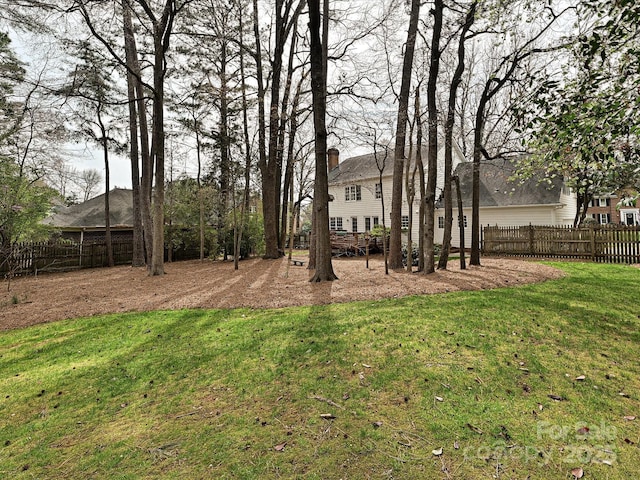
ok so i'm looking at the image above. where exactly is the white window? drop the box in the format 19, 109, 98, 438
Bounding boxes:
598, 213, 611, 224
365, 217, 371, 232
438, 216, 445, 229
375, 183, 382, 199
458, 215, 468, 228
249, 205, 257, 214
598, 198, 610, 207
401, 215, 409, 229
330, 217, 343, 230
351, 217, 358, 232
345, 185, 361, 201
373, 216, 379, 226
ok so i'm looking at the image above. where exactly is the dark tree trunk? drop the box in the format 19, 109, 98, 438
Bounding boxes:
278, 26, 299, 250
389, 0, 421, 270
96, 107, 114, 268
307, 0, 337, 282
438, 2, 475, 270
454, 174, 466, 270
415, 89, 426, 272
424, 0, 443, 274
123, 8, 145, 267
235, 3, 253, 269
148, 1, 177, 276
219, 43, 230, 260
123, 0, 153, 267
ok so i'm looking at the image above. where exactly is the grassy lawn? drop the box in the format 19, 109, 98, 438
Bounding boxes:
1, 262, 638, 479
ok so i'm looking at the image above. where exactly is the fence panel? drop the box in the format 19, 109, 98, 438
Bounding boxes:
483, 224, 640, 264
1, 238, 205, 277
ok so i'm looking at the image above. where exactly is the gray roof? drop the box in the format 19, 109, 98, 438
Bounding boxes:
44, 188, 134, 228
445, 158, 563, 208
328, 146, 429, 185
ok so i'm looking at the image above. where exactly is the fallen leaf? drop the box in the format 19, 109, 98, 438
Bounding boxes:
372, 421, 383, 428
435, 396, 444, 402
362, 363, 371, 368
571, 467, 584, 478
466, 423, 483, 434
274, 442, 287, 452
619, 392, 630, 398
432, 447, 443, 456
320, 413, 336, 419
601, 459, 613, 466
548, 394, 565, 401
575, 375, 586, 381
576, 426, 590, 436
624, 438, 635, 445
454, 440, 460, 450
623, 415, 636, 421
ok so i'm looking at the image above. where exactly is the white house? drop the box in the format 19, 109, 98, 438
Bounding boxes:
327, 143, 466, 244
328, 148, 578, 248
436, 158, 577, 247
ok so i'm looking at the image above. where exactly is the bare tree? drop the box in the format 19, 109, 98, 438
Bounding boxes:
75, 168, 102, 202
422, 0, 443, 274
437, 1, 476, 270
388, 0, 421, 270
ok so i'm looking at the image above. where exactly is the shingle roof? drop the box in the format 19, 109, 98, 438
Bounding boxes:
328, 146, 429, 185
44, 188, 134, 228
446, 158, 563, 208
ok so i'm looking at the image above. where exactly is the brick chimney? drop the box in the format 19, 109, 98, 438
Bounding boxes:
327, 148, 339, 172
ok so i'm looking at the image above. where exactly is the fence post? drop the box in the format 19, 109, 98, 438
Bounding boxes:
590, 225, 596, 262
529, 223, 534, 255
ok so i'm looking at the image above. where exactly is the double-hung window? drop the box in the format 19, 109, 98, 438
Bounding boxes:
375, 183, 382, 199
345, 185, 361, 201
330, 217, 343, 230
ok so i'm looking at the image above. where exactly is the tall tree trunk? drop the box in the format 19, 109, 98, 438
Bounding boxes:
280, 76, 303, 250
123, 8, 145, 267
454, 174, 466, 269
97, 108, 114, 268
219, 43, 230, 260
149, 4, 174, 276
278, 25, 299, 250
438, 2, 475, 270
307, 0, 337, 282
123, 0, 153, 267
236, 0, 252, 269
405, 113, 415, 273
415, 88, 426, 272
389, 0, 421, 269
424, 0, 443, 274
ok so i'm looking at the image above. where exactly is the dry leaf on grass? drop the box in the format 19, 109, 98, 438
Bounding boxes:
571, 467, 584, 478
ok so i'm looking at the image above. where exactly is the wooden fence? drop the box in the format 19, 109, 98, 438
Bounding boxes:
1, 240, 203, 277
483, 224, 640, 264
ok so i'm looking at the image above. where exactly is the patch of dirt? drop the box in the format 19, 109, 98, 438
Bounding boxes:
0, 255, 564, 331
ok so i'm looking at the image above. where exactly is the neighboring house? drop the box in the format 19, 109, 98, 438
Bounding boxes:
587, 187, 639, 225
327, 143, 467, 244
43, 188, 134, 243
438, 158, 577, 248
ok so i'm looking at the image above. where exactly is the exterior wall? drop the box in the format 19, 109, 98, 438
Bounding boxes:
328, 174, 422, 238
559, 186, 579, 225
436, 205, 574, 248
586, 189, 639, 225
328, 145, 463, 244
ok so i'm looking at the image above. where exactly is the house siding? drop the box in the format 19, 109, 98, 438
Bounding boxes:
436, 204, 574, 248
328, 143, 465, 243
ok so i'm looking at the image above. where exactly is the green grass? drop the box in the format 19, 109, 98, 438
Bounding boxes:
1, 262, 639, 479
